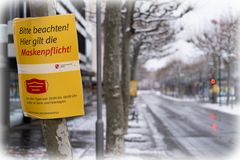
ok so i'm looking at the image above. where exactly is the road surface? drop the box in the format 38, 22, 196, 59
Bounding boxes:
138, 91, 239, 160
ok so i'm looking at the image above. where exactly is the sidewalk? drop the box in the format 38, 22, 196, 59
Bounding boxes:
4, 102, 98, 160
4, 99, 161, 160
124, 101, 163, 160
9, 95, 95, 128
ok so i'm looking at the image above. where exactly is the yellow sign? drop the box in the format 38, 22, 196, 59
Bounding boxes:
212, 84, 219, 94
130, 80, 137, 97
13, 14, 84, 119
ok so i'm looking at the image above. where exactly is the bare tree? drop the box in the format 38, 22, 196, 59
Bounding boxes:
156, 57, 209, 98
189, 17, 238, 105
121, 0, 135, 135
104, 0, 125, 154
103, 0, 193, 153
121, 0, 187, 135
129, 0, 193, 82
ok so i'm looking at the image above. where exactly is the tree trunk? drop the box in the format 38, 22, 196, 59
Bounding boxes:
121, 0, 135, 135
104, 0, 124, 154
29, 1, 73, 159
212, 54, 218, 103
236, 21, 240, 102
226, 62, 231, 106
129, 41, 141, 105
130, 42, 141, 81
41, 119, 72, 159
212, 54, 218, 80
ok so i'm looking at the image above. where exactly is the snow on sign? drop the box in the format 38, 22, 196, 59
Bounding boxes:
13, 14, 84, 119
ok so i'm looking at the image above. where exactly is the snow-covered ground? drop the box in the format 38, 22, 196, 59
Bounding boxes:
139, 90, 240, 116
9, 101, 24, 127
4, 91, 239, 160
201, 103, 240, 116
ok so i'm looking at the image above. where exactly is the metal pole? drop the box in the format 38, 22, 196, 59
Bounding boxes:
0, 24, 10, 140
218, 55, 221, 106
23, 0, 27, 18
96, 0, 104, 159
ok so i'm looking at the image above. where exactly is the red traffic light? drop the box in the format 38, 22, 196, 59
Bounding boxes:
210, 78, 216, 85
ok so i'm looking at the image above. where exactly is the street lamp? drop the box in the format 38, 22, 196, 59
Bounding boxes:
96, 0, 104, 159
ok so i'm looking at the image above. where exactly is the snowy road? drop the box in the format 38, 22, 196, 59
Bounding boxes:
138, 91, 240, 160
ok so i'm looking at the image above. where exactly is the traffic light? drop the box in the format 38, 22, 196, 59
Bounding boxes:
210, 78, 219, 94
210, 78, 216, 85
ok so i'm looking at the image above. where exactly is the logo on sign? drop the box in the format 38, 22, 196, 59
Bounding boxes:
26, 78, 47, 94
55, 64, 60, 69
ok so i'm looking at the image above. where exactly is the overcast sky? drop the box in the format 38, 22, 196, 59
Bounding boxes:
145, 0, 240, 71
